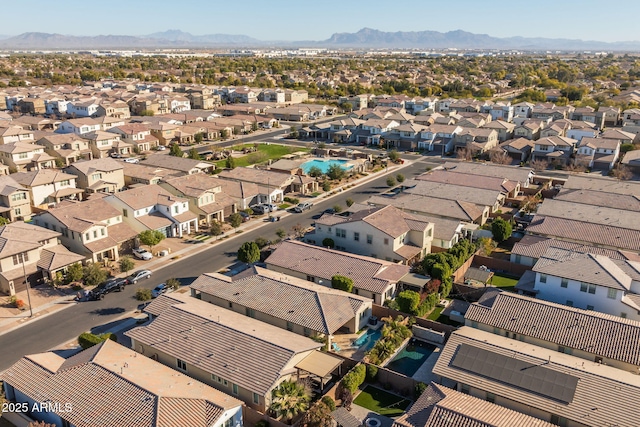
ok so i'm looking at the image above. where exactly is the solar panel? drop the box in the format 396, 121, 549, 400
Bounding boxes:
451, 344, 578, 403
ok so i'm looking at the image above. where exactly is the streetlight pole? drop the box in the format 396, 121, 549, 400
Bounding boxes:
21, 255, 33, 317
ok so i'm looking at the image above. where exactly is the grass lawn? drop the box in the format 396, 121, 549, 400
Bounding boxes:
353, 386, 411, 417
213, 144, 308, 168
490, 273, 519, 292
426, 305, 461, 326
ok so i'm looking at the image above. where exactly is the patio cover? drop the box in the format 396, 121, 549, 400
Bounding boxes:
295, 350, 342, 378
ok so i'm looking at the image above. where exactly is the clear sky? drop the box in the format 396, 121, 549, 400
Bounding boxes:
4, 0, 639, 43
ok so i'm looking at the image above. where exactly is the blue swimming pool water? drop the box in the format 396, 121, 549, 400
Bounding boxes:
385, 340, 436, 377
301, 159, 353, 174
353, 328, 382, 352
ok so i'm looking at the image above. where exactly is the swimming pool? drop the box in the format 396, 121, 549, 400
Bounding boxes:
385, 340, 436, 377
301, 159, 353, 174
353, 328, 382, 352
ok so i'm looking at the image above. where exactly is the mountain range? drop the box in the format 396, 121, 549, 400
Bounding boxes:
0, 28, 639, 51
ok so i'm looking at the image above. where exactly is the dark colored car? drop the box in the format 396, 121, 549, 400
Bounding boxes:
238, 211, 250, 222
88, 277, 127, 300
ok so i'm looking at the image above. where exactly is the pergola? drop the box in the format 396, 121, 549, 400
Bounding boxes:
295, 351, 343, 391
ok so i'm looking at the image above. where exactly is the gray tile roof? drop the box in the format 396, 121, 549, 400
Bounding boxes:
403, 179, 503, 209
265, 240, 409, 294
563, 175, 640, 196
190, 266, 371, 335
554, 188, 640, 212
433, 327, 640, 427
368, 194, 485, 223
441, 162, 532, 184
126, 293, 321, 395
533, 247, 633, 290
1, 340, 241, 427
394, 382, 554, 427
466, 290, 640, 366
511, 235, 633, 261
536, 199, 640, 231
416, 169, 518, 194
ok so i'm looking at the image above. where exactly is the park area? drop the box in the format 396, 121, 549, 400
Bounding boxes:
213, 143, 308, 168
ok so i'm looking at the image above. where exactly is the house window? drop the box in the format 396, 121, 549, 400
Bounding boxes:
607, 288, 617, 299
580, 283, 588, 293
486, 392, 495, 403
566, 300, 573, 307
354, 232, 360, 242
91, 173, 102, 181
384, 238, 389, 245
335, 228, 346, 238
539, 274, 547, 283
101, 228, 105, 236
14, 208, 21, 216
286, 321, 294, 332
11, 193, 26, 202
123, 209, 128, 217
246, 307, 255, 318
307, 275, 315, 282
85, 233, 90, 241
12, 252, 29, 266
588, 284, 596, 294
228, 302, 233, 308
560, 278, 568, 288
232, 384, 239, 395
586, 305, 594, 311
174, 206, 179, 214
558, 346, 572, 355
460, 384, 470, 394
253, 393, 260, 405
366, 235, 373, 244
60, 180, 70, 186
176, 359, 187, 371
93, 230, 98, 239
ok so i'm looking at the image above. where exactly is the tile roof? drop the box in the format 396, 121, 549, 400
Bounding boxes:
1, 340, 241, 427
217, 167, 295, 188
41, 198, 122, 232
191, 266, 370, 335
511, 235, 632, 261
368, 194, 484, 223
141, 154, 213, 173
37, 245, 85, 271
67, 157, 123, 175
394, 382, 554, 427
112, 185, 188, 210
554, 188, 640, 212
466, 290, 640, 366
441, 162, 532, 184
417, 169, 518, 194
265, 240, 409, 294
433, 327, 640, 427
536, 199, 640, 231
0, 222, 60, 258
563, 175, 640, 196
126, 292, 321, 395
161, 174, 222, 198
11, 169, 77, 187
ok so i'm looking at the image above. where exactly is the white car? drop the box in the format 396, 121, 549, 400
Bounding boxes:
132, 248, 153, 260
123, 158, 140, 164
156, 145, 167, 151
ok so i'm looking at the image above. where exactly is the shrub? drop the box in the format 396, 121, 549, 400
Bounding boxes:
237, 241, 260, 263
322, 181, 331, 191
331, 275, 354, 293
386, 176, 396, 187
395, 290, 421, 315
321, 396, 336, 411
136, 288, 152, 301
255, 236, 270, 249
82, 263, 108, 287
78, 332, 117, 349
322, 238, 335, 248
396, 173, 405, 183
284, 197, 300, 205
166, 278, 181, 290
366, 364, 378, 382
346, 198, 354, 207
119, 256, 135, 274
340, 364, 366, 393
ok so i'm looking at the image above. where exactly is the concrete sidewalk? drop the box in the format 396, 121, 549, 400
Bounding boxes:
0, 160, 412, 337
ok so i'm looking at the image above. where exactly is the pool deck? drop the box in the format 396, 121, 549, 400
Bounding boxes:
411, 345, 442, 383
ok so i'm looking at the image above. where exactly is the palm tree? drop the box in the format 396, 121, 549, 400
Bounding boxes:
270, 380, 310, 423
376, 340, 397, 362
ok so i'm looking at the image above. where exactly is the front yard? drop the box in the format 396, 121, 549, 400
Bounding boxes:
353, 385, 412, 417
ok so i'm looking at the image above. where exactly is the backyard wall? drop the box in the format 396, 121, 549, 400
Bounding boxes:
472, 255, 530, 277
371, 304, 457, 337
452, 251, 477, 283
368, 363, 418, 397
412, 325, 446, 345
244, 406, 294, 427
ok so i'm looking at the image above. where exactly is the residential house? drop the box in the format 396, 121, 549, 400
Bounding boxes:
95, 100, 131, 119
416, 169, 520, 198
140, 154, 215, 175
0, 142, 56, 172
622, 149, 640, 173
513, 121, 543, 140
440, 162, 533, 188
56, 118, 102, 135
44, 98, 69, 116
149, 122, 180, 146
36, 133, 93, 166
499, 137, 534, 162
265, 240, 410, 304
65, 157, 125, 194
0, 222, 84, 295
488, 102, 514, 122
530, 136, 577, 166
597, 106, 620, 126
575, 137, 620, 170
385, 123, 429, 150
454, 128, 499, 153
512, 102, 534, 118
310, 205, 433, 264
17, 97, 46, 115
13, 116, 59, 132
12, 169, 83, 209
539, 123, 567, 138
403, 179, 505, 214
190, 266, 372, 340
433, 326, 640, 427
417, 124, 462, 153
339, 94, 370, 111
284, 89, 308, 103
562, 175, 640, 195
160, 174, 237, 225
105, 185, 198, 238
570, 106, 604, 128
217, 167, 317, 199
0, 125, 35, 144
85, 130, 131, 158
0, 175, 32, 221
67, 99, 100, 117
356, 119, 400, 145
211, 178, 260, 210
393, 382, 554, 427
566, 122, 598, 142
482, 120, 516, 142
127, 291, 334, 412
33, 197, 137, 262
2, 340, 243, 427
601, 128, 635, 145
108, 124, 158, 152
122, 163, 181, 187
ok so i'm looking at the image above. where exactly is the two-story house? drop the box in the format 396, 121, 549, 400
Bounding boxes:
481, 120, 516, 142
33, 197, 137, 262
310, 205, 433, 265
56, 118, 102, 135
575, 137, 621, 170
108, 124, 159, 152
67, 99, 100, 117
0, 175, 32, 221
0, 142, 56, 172
36, 133, 93, 166
65, 158, 125, 194
85, 130, 131, 158
530, 136, 577, 166
0, 125, 35, 145
417, 124, 462, 153
12, 169, 83, 209
105, 185, 198, 238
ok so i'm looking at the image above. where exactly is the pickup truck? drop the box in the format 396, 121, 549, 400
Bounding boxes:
88, 278, 128, 300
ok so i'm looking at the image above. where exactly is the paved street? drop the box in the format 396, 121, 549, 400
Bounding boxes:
0, 159, 432, 371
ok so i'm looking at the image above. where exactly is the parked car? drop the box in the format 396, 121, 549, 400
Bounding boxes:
294, 202, 313, 213
126, 269, 152, 284
88, 277, 127, 300
265, 203, 278, 212
123, 158, 140, 164
110, 152, 123, 159
156, 145, 166, 151
133, 248, 153, 260
238, 211, 251, 222
250, 204, 268, 214
151, 283, 168, 298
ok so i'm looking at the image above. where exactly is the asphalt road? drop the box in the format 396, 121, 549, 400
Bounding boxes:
0, 159, 432, 371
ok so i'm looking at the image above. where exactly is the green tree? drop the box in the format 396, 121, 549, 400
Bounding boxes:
119, 256, 135, 274
322, 238, 335, 248
270, 380, 310, 422
386, 176, 397, 187
169, 144, 183, 157
491, 217, 513, 242
140, 109, 155, 116
620, 143, 635, 153
78, 332, 117, 349
166, 278, 181, 290
321, 396, 336, 411
276, 228, 287, 239
395, 290, 421, 315
228, 212, 243, 230
66, 262, 84, 283
225, 155, 236, 169
332, 204, 343, 213
255, 236, 270, 249
251, 121, 259, 132
221, 129, 229, 139
346, 198, 354, 207
289, 126, 299, 139
136, 288, 152, 301
396, 173, 405, 183
188, 147, 201, 160
322, 181, 331, 191
0, 217, 8, 226
307, 165, 323, 178
388, 149, 400, 162
210, 221, 223, 238
331, 275, 353, 293
138, 230, 165, 252
194, 133, 203, 144
238, 241, 260, 263
431, 263, 453, 282
82, 263, 108, 287
326, 163, 345, 180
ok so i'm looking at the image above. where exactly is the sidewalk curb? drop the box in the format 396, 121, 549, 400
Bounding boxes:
0, 159, 415, 337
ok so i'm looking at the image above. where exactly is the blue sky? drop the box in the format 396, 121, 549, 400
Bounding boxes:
5, 0, 639, 42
